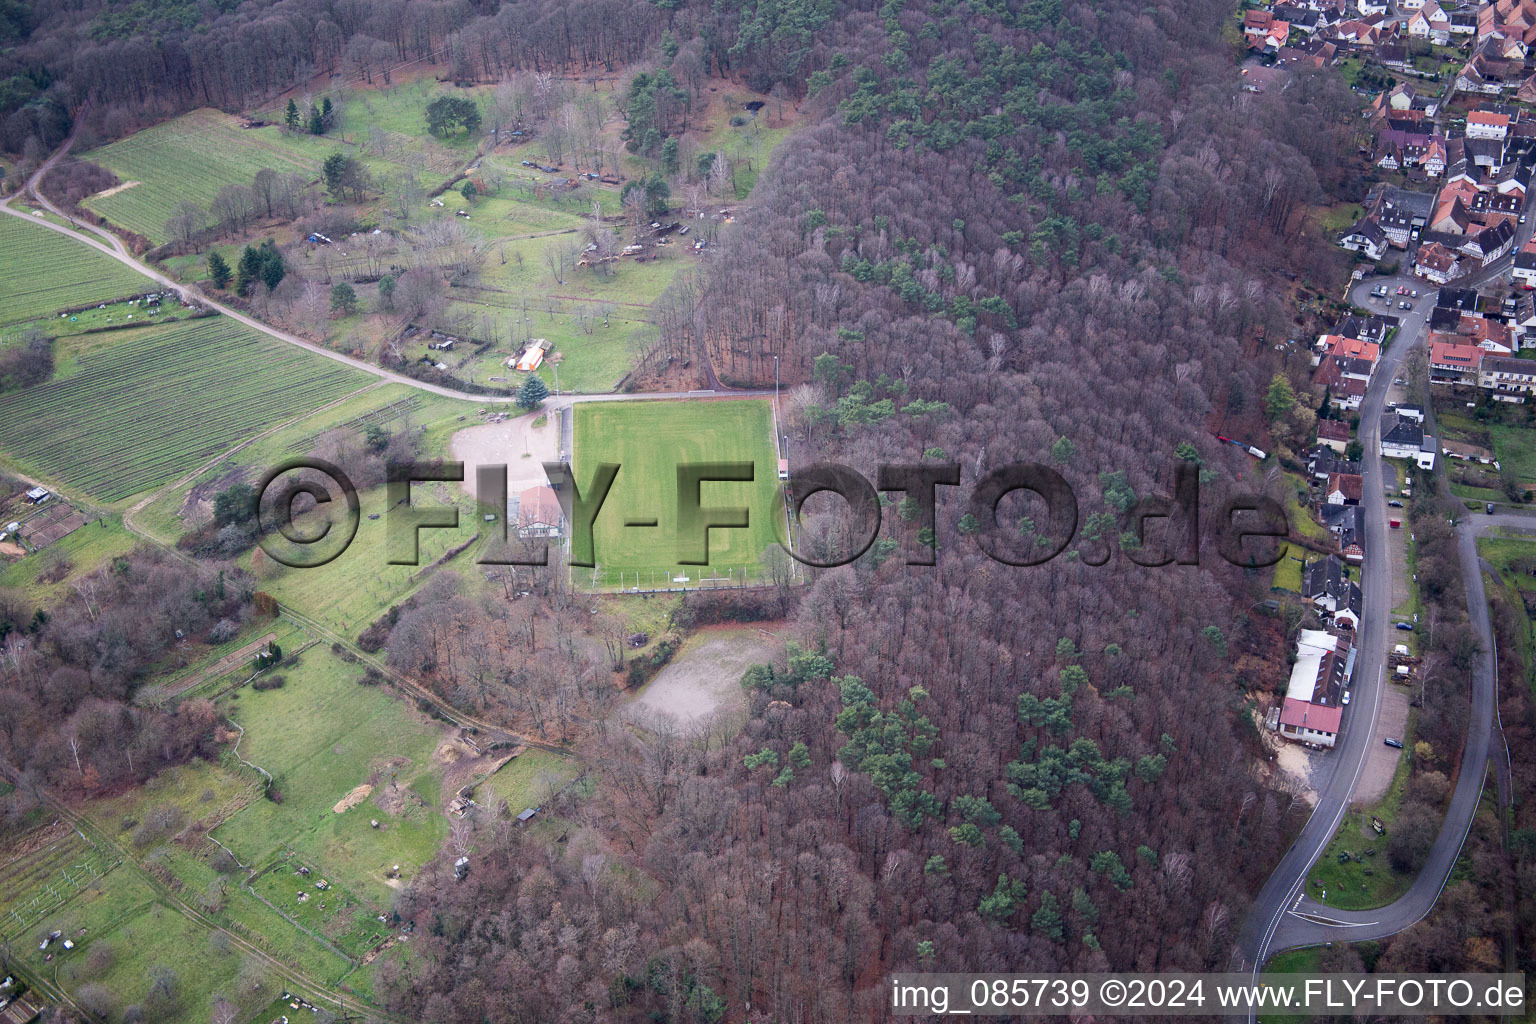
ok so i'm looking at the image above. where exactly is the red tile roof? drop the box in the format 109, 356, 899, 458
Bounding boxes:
1317, 420, 1351, 441
1327, 472, 1364, 502
1469, 110, 1513, 127
1280, 697, 1342, 734
1430, 339, 1484, 369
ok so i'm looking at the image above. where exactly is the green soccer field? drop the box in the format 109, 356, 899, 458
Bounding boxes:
572, 399, 781, 586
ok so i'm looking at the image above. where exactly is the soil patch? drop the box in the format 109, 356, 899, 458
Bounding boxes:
449, 410, 560, 501
333, 783, 374, 813
627, 626, 779, 726
90, 181, 141, 200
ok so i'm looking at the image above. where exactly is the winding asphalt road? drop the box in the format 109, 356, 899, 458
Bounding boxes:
1239, 239, 1527, 976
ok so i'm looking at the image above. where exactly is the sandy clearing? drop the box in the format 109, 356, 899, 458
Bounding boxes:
449, 410, 560, 501
0, 542, 24, 557
333, 783, 374, 813
628, 628, 779, 726
1273, 743, 1319, 806
89, 180, 141, 200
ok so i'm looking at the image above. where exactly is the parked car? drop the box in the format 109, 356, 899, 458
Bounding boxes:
1389, 500, 1403, 507
1395, 621, 1414, 631
1342, 691, 1351, 706
1487, 502, 1496, 514
1410, 289, 1417, 297
1400, 301, 1411, 309
1384, 737, 1404, 749
1394, 377, 1406, 385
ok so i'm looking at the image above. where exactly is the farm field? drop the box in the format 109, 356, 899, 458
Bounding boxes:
0, 214, 148, 327
0, 316, 371, 503
245, 481, 478, 637
209, 644, 449, 904
81, 109, 326, 244
573, 399, 780, 586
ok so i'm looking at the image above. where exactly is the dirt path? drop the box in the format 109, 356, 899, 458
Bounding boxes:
159, 632, 277, 698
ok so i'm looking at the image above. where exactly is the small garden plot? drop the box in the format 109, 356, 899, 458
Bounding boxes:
16, 498, 87, 549
209, 645, 448, 902
0, 215, 146, 325
0, 316, 369, 503
0, 826, 118, 939
246, 481, 477, 636
35, 295, 190, 350
0, 516, 137, 601
439, 297, 646, 393
480, 749, 579, 814
55, 901, 271, 1024
9, 869, 158, 977
251, 855, 392, 956
86, 759, 259, 853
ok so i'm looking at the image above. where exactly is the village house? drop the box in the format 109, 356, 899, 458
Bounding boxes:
1244, 8, 1274, 42
1302, 554, 1347, 611
1460, 312, 1516, 353
1414, 241, 1462, 283
1438, 286, 1479, 311
1513, 239, 1536, 285
1424, 135, 1448, 176
1314, 357, 1368, 409
1325, 471, 1364, 505
1371, 186, 1436, 247
1479, 353, 1536, 399
1336, 313, 1394, 346
1428, 338, 1485, 383
1468, 109, 1514, 139
1340, 219, 1388, 259
512, 486, 565, 538
1308, 445, 1361, 481
1299, 555, 1365, 631
1332, 581, 1364, 630
1380, 409, 1438, 469
1316, 418, 1351, 453
1277, 629, 1354, 748
1322, 503, 1366, 562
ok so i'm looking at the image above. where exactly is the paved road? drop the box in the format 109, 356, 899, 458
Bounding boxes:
1239, 245, 1527, 976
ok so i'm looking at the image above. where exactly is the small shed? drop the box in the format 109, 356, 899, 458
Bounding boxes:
516, 806, 540, 823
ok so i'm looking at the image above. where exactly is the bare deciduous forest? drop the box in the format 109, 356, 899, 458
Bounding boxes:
2, 0, 1532, 1015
